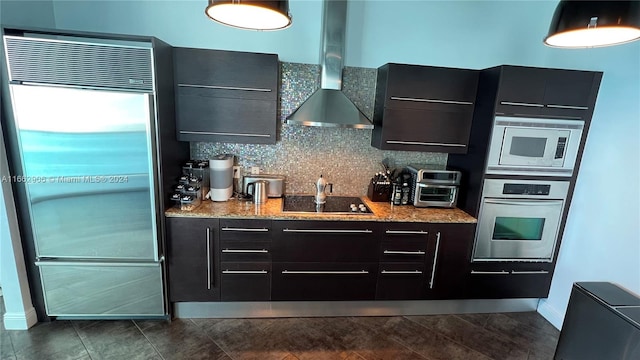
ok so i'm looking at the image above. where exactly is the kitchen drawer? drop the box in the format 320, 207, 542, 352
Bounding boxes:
376, 262, 427, 300
38, 262, 164, 316
220, 219, 272, 241
466, 268, 553, 299
272, 221, 379, 262
220, 239, 271, 262
272, 262, 378, 301
220, 262, 271, 301
380, 226, 430, 261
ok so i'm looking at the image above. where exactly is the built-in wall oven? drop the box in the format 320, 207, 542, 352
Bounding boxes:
486, 116, 584, 177
473, 178, 570, 262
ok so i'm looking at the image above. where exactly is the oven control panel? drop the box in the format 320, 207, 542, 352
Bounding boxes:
503, 183, 551, 196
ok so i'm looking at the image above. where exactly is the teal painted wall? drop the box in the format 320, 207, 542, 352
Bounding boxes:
1, 0, 55, 28
38, 0, 640, 327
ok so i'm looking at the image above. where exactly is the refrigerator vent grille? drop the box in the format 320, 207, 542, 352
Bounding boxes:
4, 37, 154, 92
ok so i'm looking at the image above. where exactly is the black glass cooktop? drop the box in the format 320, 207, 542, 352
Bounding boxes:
282, 195, 373, 214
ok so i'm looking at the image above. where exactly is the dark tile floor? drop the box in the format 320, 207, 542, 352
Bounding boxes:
1, 302, 559, 360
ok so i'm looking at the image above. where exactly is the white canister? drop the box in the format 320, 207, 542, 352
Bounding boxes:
209, 155, 234, 201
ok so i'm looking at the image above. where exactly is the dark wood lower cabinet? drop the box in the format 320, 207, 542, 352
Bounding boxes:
272, 262, 378, 301
220, 262, 271, 301
426, 223, 475, 299
166, 217, 220, 302
376, 262, 427, 300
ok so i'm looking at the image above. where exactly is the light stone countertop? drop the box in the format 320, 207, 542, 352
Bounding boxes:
165, 196, 477, 223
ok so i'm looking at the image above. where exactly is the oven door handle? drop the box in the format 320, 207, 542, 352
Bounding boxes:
483, 199, 563, 206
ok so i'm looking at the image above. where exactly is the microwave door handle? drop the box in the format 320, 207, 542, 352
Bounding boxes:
483, 199, 564, 206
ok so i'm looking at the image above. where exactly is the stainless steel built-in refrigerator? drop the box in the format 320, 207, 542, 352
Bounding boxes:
2, 31, 186, 318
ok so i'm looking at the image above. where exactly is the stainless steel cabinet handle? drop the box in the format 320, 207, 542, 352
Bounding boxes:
282, 229, 373, 234
222, 270, 268, 274
281, 270, 369, 275
222, 249, 269, 253
500, 101, 545, 108
178, 83, 272, 92
511, 270, 550, 275
385, 230, 428, 235
546, 104, 588, 110
483, 199, 564, 206
206, 227, 211, 290
383, 250, 426, 255
221, 227, 269, 232
429, 232, 441, 289
180, 130, 271, 138
386, 140, 466, 148
381, 270, 423, 275
470, 270, 510, 275
390, 96, 473, 105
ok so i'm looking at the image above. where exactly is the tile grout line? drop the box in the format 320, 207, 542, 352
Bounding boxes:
402, 315, 498, 360
452, 313, 524, 350
345, 316, 432, 360
478, 313, 557, 357
188, 318, 236, 360
70, 321, 95, 360
133, 320, 166, 360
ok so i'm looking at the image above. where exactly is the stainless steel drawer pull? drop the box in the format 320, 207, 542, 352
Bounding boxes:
383, 250, 426, 255
500, 101, 545, 108
222, 270, 268, 274
385, 230, 428, 235
390, 96, 473, 105
221, 227, 269, 232
180, 130, 271, 138
178, 83, 272, 92
470, 270, 510, 275
206, 227, 211, 290
546, 104, 588, 110
281, 270, 369, 275
386, 140, 466, 148
282, 229, 373, 234
222, 249, 269, 253
511, 270, 550, 275
429, 232, 441, 289
381, 270, 423, 275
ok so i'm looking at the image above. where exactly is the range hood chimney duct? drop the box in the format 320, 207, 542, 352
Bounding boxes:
285, 0, 373, 129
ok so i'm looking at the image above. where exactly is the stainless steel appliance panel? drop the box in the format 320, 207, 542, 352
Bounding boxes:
486, 116, 584, 176
10, 84, 158, 260
473, 179, 569, 262
37, 261, 164, 316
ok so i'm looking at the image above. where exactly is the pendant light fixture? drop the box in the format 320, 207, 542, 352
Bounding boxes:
544, 1, 640, 48
205, 0, 292, 31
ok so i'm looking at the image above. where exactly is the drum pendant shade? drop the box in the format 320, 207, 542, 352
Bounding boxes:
205, 0, 292, 31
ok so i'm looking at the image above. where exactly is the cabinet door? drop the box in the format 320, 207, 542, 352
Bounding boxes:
376, 262, 427, 300
386, 64, 479, 104
174, 47, 278, 91
176, 88, 277, 143
426, 223, 475, 299
378, 107, 473, 153
272, 221, 380, 262
166, 217, 220, 302
220, 262, 271, 301
272, 262, 378, 300
496, 66, 547, 107
467, 263, 554, 298
173, 47, 278, 144
543, 69, 595, 109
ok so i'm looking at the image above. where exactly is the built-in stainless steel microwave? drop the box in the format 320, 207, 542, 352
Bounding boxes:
486, 116, 584, 177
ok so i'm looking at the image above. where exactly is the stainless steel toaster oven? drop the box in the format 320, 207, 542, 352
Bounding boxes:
407, 165, 461, 208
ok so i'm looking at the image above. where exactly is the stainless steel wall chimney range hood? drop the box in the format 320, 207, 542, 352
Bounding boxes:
285, 0, 373, 129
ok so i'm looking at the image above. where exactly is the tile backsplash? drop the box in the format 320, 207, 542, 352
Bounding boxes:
191, 62, 446, 196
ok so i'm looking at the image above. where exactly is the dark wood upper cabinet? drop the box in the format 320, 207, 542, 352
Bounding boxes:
173, 47, 279, 144
372, 63, 479, 154
495, 65, 602, 120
